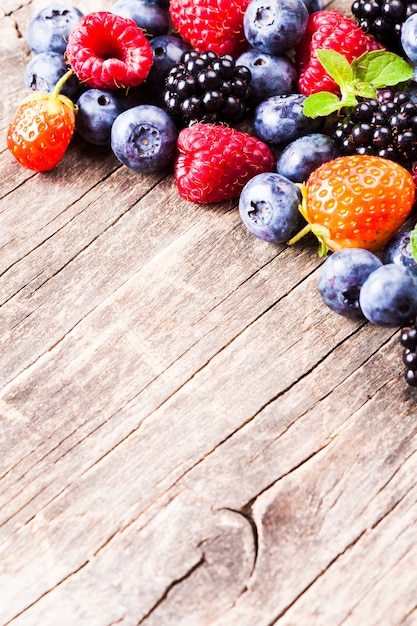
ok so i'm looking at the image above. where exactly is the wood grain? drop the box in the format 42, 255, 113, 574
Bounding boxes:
1, 1, 417, 625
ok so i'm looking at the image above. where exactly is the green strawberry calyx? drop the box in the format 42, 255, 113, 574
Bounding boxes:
19, 69, 77, 116
410, 223, 417, 262
303, 49, 414, 118
287, 183, 331, 257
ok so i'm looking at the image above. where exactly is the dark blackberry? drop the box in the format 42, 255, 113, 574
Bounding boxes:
351, 0, 417, 54
163, 50, 252, 126
399, 323, 417, 386
333, 88, 417, 170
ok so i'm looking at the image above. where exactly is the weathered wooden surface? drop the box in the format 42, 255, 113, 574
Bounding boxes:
1, 1, 417, 624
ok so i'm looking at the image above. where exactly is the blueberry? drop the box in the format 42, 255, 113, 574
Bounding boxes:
111, 104, 178, 173
137, 0, 169, 8
276, 133, 341, 183
302, 0, 322, 11
318, 248, 383, 319
383, 230, 417, 277
239, 172, 305, 243
236, 48, 297, 106
110, 0, 170, 38
146, 35, 192, 95
27, 5, 84, 54
401, 14, 417, 63
253, 94, 322, 145
24, 51, 79, 100
407, 79, 417, 105
359, 263, 417, 326
76, 89, 128, 145
243, 0, 309, 55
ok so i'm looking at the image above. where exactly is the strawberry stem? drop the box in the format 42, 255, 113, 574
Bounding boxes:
287, 224, 312, 245
53, 69, 75, 98
287, 220, 331, 257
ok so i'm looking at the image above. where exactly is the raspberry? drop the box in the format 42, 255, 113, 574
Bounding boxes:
169, 0, 251, 57
295, 10, 384, 95
333, 88, 417, 170
163, 50, 252, 126
174, 123, 275, 203
352, 0, 417, 54
66, 11, 153, 90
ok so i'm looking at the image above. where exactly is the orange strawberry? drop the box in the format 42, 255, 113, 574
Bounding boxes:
7, 70, 76, 172
288, 155, 416, 256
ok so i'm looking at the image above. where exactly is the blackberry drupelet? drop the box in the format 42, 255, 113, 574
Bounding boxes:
400, 323, 417, 385
351, 0, 417, 54
333, 88, 417, 170
163, 50, 252, 126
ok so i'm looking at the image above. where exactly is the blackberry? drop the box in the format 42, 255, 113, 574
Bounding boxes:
333, 88, 417, 170
163, 50, 252, 126
399, 323, 417, 385
351, 0, 417, 54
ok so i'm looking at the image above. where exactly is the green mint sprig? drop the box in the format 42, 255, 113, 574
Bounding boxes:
303, 49, 414, 118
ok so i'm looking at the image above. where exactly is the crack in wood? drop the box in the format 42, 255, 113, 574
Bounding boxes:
3, 559, 90, 625
0, 173, 37, 202
12, 18, 23, 39
361, 451, 417, 526
336, 538, 417, 626
136, 554, 206, 624
0, 164, 164, 300
399, 603, 417, 624
267, 529, 368, 626
221, 504, 259, 579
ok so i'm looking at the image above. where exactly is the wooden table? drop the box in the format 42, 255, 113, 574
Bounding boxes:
2, 1, 417, 624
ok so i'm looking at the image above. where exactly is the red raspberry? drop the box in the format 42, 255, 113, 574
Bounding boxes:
175, 123, 275, 204
295, 11, 384, 95
66, 11, 152, 90
169, 0, 251, 57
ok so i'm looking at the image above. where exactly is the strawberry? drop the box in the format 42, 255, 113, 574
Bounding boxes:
7, 71, 76, 172
66, 12, 153, 90
174, 123, 275, 204
295, 10, 385, 96
169, 0, 250, 57
288, 155, 416, 256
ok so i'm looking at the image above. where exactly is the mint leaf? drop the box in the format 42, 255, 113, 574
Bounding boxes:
351, 51, 413, 87
411, 224, 417, 263
303, 48, 414, 118
303, 91, 342, 117
352, 81, 378, 99
316, 50, 353, 88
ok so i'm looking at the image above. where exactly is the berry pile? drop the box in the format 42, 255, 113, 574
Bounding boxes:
163, 50, 252, 125
6, 0, 417, 387
333, 88, 417, 169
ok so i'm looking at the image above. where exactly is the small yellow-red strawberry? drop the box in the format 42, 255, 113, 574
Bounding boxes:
288, 155, 416, 255
7, 73, 76, 172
